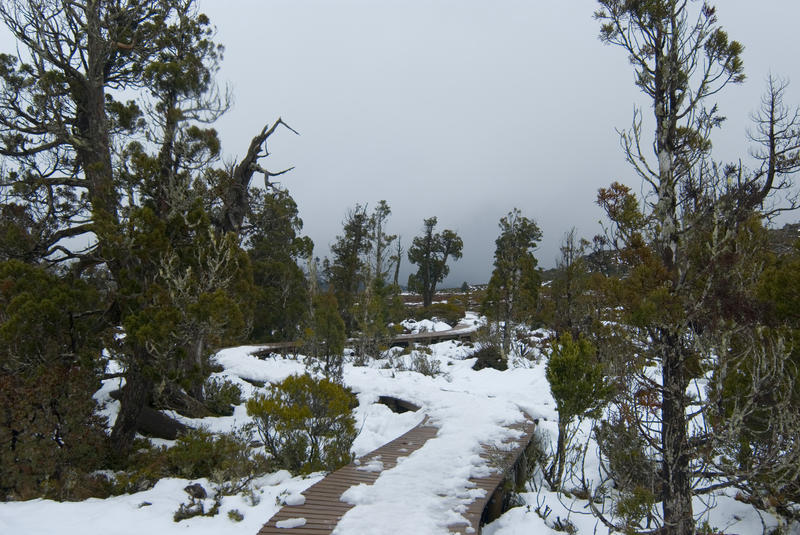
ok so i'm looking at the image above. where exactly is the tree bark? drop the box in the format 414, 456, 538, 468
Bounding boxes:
110, 364, 153, 455
661, 332, 694, 535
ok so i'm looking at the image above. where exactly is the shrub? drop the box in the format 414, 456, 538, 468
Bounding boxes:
247, 374, 357, 474
0, 260, 110, 501
409, 352, 442, 377
173, 482, 220, 522
595, 414, 658, 502
412, 302, 465, 327
470, 344, 507, 371
0, 365, 110, 501
166, 428, 269, 493
116, 427, 268, 495
204, 377, 242, 416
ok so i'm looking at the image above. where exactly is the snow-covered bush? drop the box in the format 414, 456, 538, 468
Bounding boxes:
246, 374, 356, 474
470, 344, 507, 371
409, 352, 442, 377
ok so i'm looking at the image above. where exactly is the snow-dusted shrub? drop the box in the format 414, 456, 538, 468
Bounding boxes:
412, 302, 465, 326
227, 509, 244, 522
247, 374, 356, 474
116, 428, 267, 495
409, 352, 442, 377
470, 344, 507, 371
203, 377, 242, 416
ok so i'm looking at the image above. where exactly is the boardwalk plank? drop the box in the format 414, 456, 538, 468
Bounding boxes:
257, 411, 537, 535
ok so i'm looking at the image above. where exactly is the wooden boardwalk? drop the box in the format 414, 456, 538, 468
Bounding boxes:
257, 415, 438, 534
448, 413, 538, 534
256, 409, 538, 535
250, 323, 476, 358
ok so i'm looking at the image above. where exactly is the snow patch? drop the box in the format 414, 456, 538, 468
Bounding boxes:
275, 517, 306, 528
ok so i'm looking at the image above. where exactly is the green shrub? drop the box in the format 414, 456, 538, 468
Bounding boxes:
412, 302, 465, 326
0, 260, 110, 501
470, 344, 507, 371
0, 365, 110, 501
166, 428, 269, 492
112, 442, 171, 494
595, 415, 657, 497
204, 377, 242, 416
247, 374, 357, 474
615, 485, 657, 533
116, 427, 268, 495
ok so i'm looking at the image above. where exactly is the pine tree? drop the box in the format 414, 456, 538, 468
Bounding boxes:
407, 217, 463, 307
591, 2, 800, 532
325, 205, 371, 333
481, 208, 541, 357
247, 187, 313, 342
0, 0, 293, 455
301, 292, 346, 381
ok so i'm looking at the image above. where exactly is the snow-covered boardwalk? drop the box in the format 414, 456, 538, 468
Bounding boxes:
256, 410, 537, 535
250, 320, 479, 358
257, 416, 438, 534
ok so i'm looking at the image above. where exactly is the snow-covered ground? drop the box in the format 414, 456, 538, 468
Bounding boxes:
0, 320, 794, 535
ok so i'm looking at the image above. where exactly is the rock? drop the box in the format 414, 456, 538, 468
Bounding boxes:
184, 483, 207, 500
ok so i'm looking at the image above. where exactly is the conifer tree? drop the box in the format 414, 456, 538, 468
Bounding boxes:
325, 205, 371, 334
247, 187, 313, 342
407, 217, 463, 307
481, 208, 541, 357
590, 2, 800, 533
302, 292, 346, 381
0, 0, 293, 455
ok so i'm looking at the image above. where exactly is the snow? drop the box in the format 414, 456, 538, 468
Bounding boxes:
275, 517, 306, 528
2, 318, 795, 535
281, 493, 305, 506
400, 318, 452, 333
0, 472, 322, 535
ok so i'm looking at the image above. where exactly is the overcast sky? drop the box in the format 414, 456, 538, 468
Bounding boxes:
196, 0, 800, 286
4, 2, 797, 286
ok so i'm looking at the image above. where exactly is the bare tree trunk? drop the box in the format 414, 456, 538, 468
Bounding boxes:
220, 119, 298, 234
549, 419, 567, 489
661, 333, 694, 535
110, 361, 153, 455
393, 238, 403, 287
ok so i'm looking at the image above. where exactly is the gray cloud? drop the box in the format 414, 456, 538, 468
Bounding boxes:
4, 1, 797, 286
